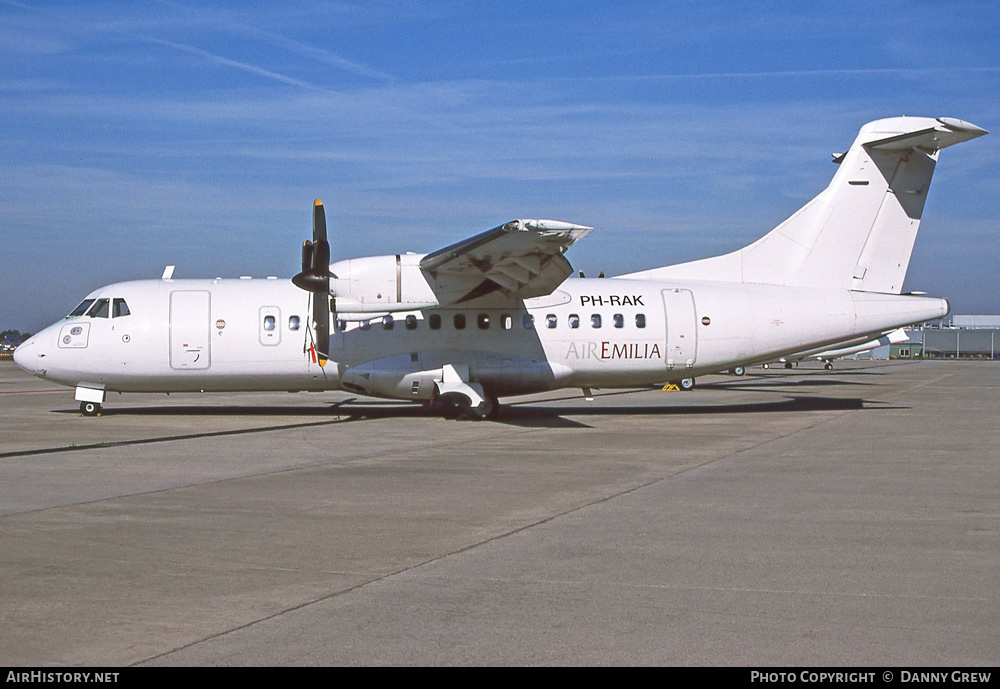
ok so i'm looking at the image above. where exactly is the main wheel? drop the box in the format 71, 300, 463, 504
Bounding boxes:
732, 366, 746, 376
679, 377, 696, 391
80, 401, 102, 417
457, 394, 499, 421
824, 362, 834, 370
468, 394, 499, 421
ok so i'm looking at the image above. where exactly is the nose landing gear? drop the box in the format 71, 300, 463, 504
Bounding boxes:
80, 401, 102, 417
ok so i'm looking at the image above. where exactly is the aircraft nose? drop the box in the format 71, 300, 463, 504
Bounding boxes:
13, 334, 43, 375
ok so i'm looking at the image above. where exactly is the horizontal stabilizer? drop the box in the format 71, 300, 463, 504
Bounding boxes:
863, 117, 988, 152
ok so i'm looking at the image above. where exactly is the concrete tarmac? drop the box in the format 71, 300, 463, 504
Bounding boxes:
0, 360, 996, 666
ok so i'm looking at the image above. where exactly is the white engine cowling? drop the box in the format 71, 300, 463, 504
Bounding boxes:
329, 254, 439, 314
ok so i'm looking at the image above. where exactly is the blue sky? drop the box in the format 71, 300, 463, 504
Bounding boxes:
2, 1, 999, 333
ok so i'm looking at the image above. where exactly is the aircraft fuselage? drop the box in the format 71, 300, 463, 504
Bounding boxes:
16, 276, 947, 401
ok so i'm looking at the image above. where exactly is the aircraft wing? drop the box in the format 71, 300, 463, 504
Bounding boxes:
419, 219, 592, 304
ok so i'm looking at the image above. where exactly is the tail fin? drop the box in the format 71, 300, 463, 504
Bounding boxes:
623, 116, 987, 292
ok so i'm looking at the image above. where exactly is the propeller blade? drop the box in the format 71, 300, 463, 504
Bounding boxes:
313, 199, 327, 244
313, 293, 330, 366
293, 200, 332, 365
311, 200, 330, 364
301, 241, 314, 275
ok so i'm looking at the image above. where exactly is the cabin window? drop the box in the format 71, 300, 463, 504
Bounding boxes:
454, 314, 466, 330
613, 313, 624, 328
429, 314, 442, 330
523, 314, 535, 329
591, 314, 602, 328
546, 314, 557, 329
263, 315, 276, 331
289, 315, 300, 331
636, 314, 646, 329
382, 315, 394, 330
405, 315, 418, 330
68, 299, 95, 318
112, 298, 131, 318
501, 314, 512, 330
87, 298, 110, 318
568, 314, 580, 329
477, 313, 490, 330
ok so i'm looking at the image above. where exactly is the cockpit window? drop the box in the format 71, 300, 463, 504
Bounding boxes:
112, 298, 131, 318
68, 299, 95, 317
87, 298, 110, 318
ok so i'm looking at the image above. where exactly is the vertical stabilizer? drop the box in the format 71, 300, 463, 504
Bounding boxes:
622, 117, 987, 292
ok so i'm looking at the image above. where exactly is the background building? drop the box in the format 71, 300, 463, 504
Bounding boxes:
891, 316, 1000, 360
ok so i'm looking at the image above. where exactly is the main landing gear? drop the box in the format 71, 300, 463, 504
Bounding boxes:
435, 393, 500, 421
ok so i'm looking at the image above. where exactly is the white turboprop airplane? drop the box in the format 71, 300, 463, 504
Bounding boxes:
14, 116, 987, 418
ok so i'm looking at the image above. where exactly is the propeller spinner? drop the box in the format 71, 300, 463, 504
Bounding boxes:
292, 200, 331, 365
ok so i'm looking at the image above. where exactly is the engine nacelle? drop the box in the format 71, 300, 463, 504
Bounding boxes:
329, 254, 439, 314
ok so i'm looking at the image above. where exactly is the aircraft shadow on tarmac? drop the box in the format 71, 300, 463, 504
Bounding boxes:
51, 394, 905, 430
497, 396, 889, 428
700, 378, 878, 391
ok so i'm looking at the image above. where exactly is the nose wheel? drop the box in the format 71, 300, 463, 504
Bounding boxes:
80, 401, 102, 417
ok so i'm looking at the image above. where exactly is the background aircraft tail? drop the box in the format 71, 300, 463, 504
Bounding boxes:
623, 116, 987, 293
